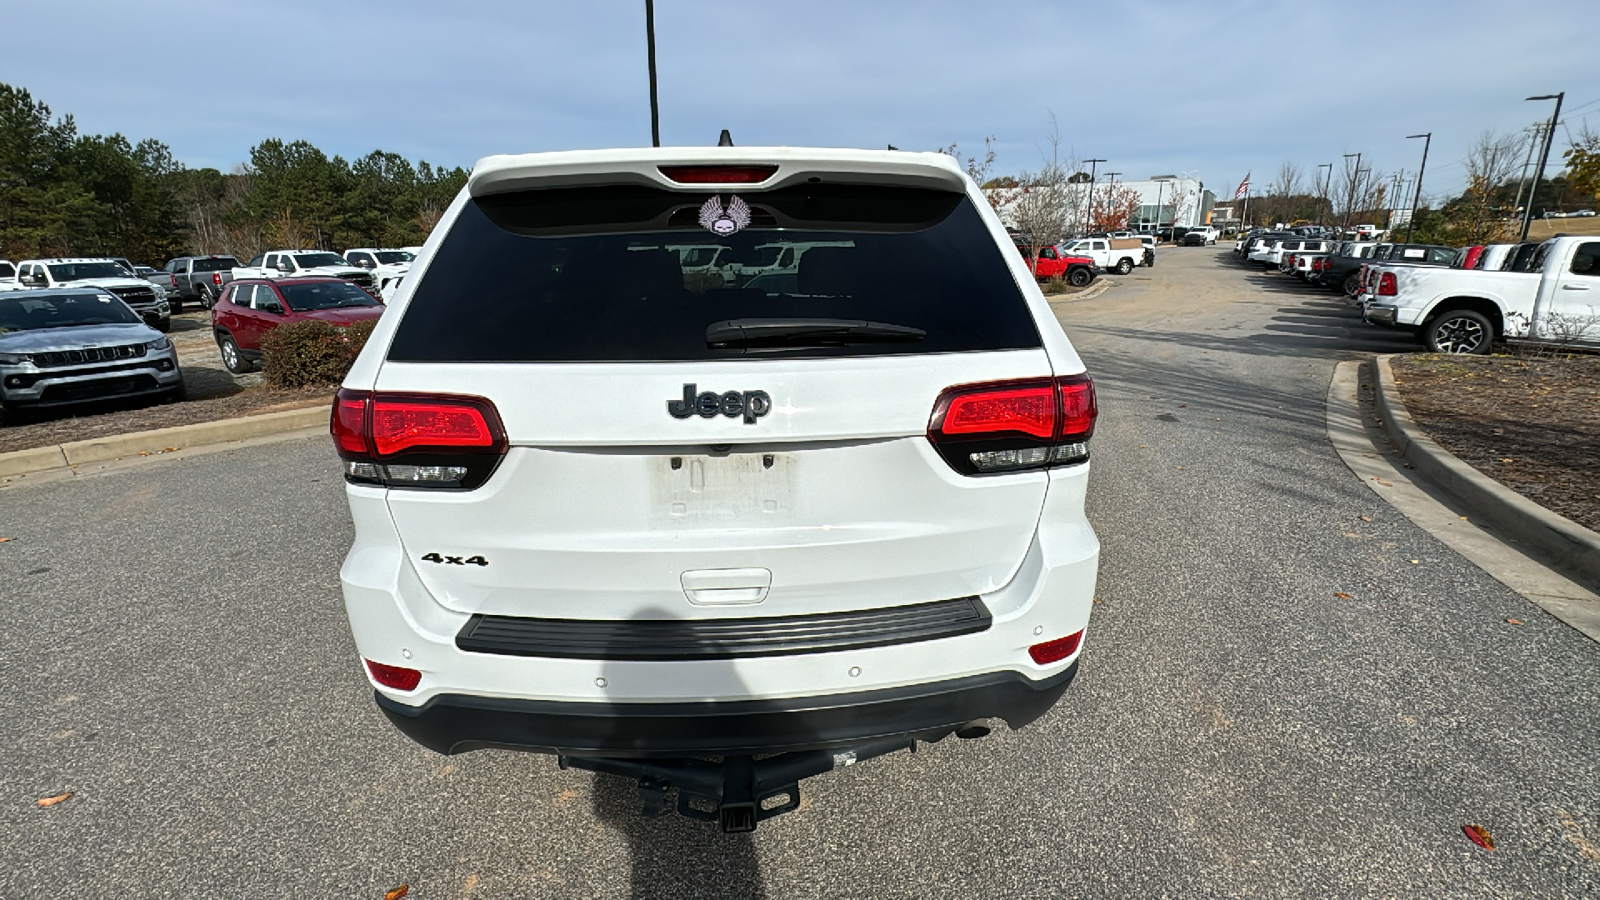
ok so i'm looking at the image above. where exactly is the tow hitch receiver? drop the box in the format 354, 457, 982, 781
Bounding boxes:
560, 738, 915, 832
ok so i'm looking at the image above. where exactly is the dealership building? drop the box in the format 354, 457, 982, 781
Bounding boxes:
987, 176, 1216, 234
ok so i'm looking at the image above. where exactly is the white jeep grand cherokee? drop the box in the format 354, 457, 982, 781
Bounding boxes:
333, 146, 1101, 831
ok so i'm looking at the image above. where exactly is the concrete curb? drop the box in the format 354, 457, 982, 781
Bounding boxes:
1047, 276, 1115, 304
1373, 355, 1600, 591
0, 404, 327, 479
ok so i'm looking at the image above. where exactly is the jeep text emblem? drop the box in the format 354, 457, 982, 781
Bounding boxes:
668, 384, 772, 424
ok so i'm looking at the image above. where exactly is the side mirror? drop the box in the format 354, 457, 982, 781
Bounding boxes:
262, 302, 284, 315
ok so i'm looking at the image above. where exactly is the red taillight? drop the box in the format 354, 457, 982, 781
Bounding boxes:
1029, 629, 1084, 665
212, 272, 222, 285
1378, 272, 1398, 296
657, 164, 778, 184
331, 388, 506, 489
371, 398, 497, 456
937, 383, 1056, 439
364, 659, 421, 691
928, 375, 1097, 475
332, 393, 367, 455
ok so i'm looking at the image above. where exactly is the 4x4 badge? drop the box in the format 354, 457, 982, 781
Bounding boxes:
668, 384, 772, 424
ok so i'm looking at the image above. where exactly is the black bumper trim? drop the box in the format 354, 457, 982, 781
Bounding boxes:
376, 662, 1078, 758
455, 596, 991, 661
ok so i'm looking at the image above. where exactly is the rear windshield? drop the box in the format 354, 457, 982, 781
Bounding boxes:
0, 292, 142, 331
193, 257, 237, 272
387, 183, 1041, 362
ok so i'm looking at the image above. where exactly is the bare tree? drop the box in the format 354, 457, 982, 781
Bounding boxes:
1161, 180, 1194, 228
1453, 130, 1525, 243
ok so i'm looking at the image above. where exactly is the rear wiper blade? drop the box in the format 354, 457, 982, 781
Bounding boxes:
706, 317, 926, 348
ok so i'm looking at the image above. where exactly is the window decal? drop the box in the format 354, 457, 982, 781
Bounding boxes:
698, 195, 752, 236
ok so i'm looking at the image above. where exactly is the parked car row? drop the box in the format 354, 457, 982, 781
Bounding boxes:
1230, 227, 1600, 353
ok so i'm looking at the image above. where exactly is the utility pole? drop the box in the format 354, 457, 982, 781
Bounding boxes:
1404, 132, 1430, 243
1519, 92, 1565, 242
1341, 152, 1362, 231
1081, 159, 1105, 235
1317, 162, 1332, 225
1511, 121, 1544, 223
645, 0, 661, 147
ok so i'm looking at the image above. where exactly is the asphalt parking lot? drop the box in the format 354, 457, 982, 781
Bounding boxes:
2, 247, 1597, 898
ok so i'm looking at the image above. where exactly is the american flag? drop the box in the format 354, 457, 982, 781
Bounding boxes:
1234, 174, 1250, 200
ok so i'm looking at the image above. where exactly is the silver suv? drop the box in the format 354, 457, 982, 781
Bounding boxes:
333, 147, 1102, 830
0, 288, 184, 417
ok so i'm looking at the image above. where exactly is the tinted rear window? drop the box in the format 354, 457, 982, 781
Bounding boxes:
387, 183, 1041, 362
192, 258, 237, 272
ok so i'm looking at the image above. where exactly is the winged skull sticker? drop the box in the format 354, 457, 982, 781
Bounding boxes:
699, 195, 752, 236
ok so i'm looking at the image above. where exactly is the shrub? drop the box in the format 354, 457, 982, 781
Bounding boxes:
1042, 274, 1069, 294
260, 319, 378, 388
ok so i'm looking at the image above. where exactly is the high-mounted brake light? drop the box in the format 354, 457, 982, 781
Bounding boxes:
1378, 272, 1398, 296
658, 165, 779, 184
331, 389, 506, 490
928, 375, 1098, 475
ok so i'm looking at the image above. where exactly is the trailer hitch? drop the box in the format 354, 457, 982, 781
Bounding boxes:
560, 737, 916, 832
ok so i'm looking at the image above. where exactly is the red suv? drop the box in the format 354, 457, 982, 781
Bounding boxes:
212, 277, 385, 373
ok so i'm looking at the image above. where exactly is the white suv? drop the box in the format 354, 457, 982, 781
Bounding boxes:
333, 147, 1101, 830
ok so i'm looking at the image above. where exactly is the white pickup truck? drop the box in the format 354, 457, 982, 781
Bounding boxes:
1059, 237, 1144, 274
1363, 236, 1600, 353
233, 250, 378, 294
342, 248, 414, 299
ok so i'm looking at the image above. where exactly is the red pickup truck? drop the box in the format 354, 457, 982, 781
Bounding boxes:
211, 277, 385, 374
1016, 243, 1100, 287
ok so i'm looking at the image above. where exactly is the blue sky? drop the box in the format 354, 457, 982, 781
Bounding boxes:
5, 0, 1597, 202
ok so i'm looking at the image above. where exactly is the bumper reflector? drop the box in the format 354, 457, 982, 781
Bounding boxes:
1028, 629, 1084, 665
365, 658, 422, 691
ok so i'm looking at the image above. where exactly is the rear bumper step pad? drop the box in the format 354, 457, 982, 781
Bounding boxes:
455, 596, 991, 660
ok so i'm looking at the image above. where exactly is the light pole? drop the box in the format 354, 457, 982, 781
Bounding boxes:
1404, 132, 1430, 243
1341, 152, 1362, 231
1152, 179, 1165, 236
1081, 159, 1105, 235
1519, 93, 1564, 241
1102, 173, 1121, 233
645, 0, 660, 147
1317, 162, 1332, 226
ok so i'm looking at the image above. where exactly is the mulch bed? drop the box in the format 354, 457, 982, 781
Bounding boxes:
1390, 353, 1600, 532
0, 385, 330, 454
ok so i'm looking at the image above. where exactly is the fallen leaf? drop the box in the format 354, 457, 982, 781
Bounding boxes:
0, 537, 14, 543
1360, 516, 1372, 522
1409, 559, 1421, 564
1178, 403, 1187, 408
1334, 592, 1352, 600
1463, 824, 1496, 851
163, 446, 179, 452
1505, 618, 1524, 626
385, 886, 410, 900
1372, 478, 1393, 487
1175, 466, 1185, 470
137, 451, 150, 457
37, 792, 73, 807
1342, 531, 1359, 538
1499, 458, 1516, 464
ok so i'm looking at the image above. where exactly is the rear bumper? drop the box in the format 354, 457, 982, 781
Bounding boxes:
376, 662, 1079, 757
